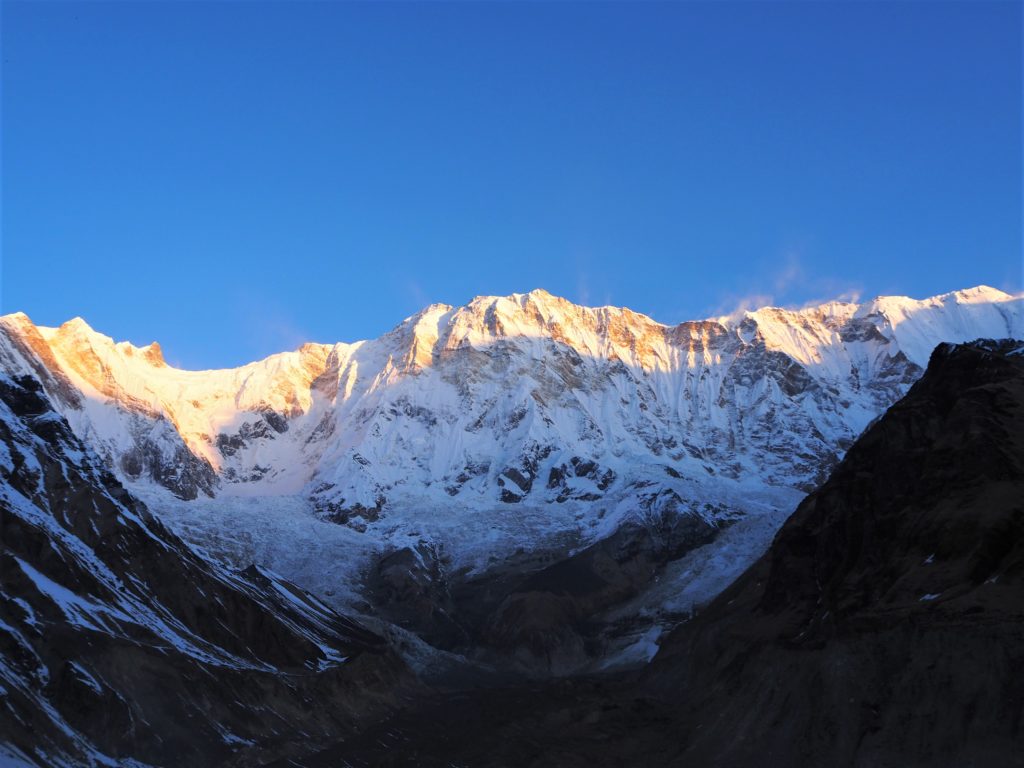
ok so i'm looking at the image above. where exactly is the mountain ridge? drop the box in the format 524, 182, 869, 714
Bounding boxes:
2, 285, 1021, 674
10, 283, 1016, 372
3, 285, 1017, 504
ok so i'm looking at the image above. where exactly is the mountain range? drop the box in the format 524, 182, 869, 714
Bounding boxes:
1, 285, 1021, 675
1, 285, 1023, 765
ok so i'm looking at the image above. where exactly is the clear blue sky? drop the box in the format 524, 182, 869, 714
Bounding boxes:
2, 1, 1021, 369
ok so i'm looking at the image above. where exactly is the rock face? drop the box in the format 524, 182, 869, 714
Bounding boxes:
476, 511, 719, 675
0, 373, 410, 767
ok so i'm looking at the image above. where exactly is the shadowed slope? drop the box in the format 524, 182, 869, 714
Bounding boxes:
280, 337, 1024, 767
647, 338, 1024, 766
0, 374, 412, 767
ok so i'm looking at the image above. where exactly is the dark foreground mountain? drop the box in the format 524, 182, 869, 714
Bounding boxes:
645, 338, 1024, 767
281, 338, 1024, 767
0, 373, 412, 767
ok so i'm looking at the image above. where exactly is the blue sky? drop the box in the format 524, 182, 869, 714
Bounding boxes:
2, 1, 1021, 369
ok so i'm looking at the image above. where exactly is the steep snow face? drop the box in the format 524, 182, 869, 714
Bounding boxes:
0, 286, 1020, 554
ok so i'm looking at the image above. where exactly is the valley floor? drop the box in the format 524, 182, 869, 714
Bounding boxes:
263, 672, 667, 768
139, 485, 801, 677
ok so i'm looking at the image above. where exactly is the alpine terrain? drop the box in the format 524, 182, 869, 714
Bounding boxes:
285, 337, 1024, 768
0, 371, 412, 766
1, 285, 1022, 766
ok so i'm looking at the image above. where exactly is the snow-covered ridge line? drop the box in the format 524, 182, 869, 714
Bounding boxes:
0, 285, 1020, 525
7, 284, 1019, 374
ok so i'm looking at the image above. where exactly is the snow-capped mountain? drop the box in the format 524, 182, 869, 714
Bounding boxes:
1, 286, 1021, 672
3, 286, 1019, 507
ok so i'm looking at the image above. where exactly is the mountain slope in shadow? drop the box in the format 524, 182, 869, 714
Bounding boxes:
646, 337, 1024, 767
283, 338, 1024, 767
0, 373, 413, 767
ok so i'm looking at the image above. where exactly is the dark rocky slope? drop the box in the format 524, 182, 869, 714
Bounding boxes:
0, 374, 412, 767
645, 338, 1024, 767
281, 338, 1024, 767
366, 507, 720, 677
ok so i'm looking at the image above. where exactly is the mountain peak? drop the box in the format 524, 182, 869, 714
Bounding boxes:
522, 287, 556, 303
48, 316, 117, 352
59, 316, 95, 334
142, 341, 165, 366
0, 311, 39, 338
949, 284, 1017, 302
